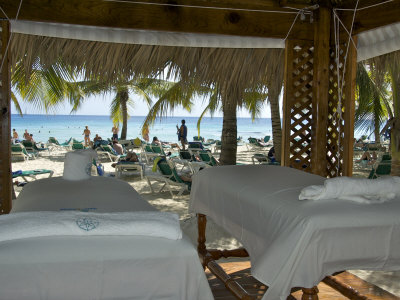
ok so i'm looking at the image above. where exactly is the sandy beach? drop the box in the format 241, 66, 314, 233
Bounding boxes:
11, 144, 400, 297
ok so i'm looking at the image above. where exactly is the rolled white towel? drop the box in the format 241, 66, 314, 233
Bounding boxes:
299, 176, 400, 204
0, 211, 182, 243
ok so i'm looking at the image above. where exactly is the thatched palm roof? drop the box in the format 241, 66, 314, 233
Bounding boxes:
11, 33, 284, 100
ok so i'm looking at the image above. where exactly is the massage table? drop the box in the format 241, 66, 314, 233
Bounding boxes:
189, 165, 400, 300
0, 176, 213, 300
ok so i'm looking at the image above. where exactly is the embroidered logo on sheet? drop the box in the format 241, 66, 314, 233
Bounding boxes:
76, 217, 99, 231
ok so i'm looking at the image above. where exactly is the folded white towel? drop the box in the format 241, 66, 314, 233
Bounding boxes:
0, 211, 182, 243
299, 176, 400, 204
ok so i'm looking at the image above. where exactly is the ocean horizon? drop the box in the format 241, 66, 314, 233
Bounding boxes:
11, 114, 274, 144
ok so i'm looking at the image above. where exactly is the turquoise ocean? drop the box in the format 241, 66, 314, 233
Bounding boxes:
11, 114, 273, 144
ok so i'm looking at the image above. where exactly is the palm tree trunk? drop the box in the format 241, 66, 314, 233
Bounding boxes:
120, 89, 129, 140
267, 84, 282, 162
389, 61, 400, 176
374, 114, 380, 144
220, 96, 237, 165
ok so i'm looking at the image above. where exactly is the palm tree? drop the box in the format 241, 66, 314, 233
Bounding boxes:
11, 60, 177, 141
357, 50, 400, 176
76, 76, 175, 140
11, 59, 82, 115
386, 52, 400, 175
355, 61, 391, 144
143, 80, 269, 165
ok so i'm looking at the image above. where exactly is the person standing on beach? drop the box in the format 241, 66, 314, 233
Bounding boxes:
23, 129, 30, 140
112, 126, 119, 141
83, 126, 91, 147
176, 119, 188, 150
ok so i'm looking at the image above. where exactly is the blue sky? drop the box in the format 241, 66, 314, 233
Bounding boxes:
11, 93, 276, 118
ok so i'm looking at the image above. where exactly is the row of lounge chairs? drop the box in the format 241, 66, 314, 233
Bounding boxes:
11, 142, 50, 161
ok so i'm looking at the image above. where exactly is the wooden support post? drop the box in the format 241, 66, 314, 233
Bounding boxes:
282, 39, 294, 167
322, 275, 368, 299
0, 20, 12, 214
197, 213, 207, 255
301, 287, 319, 300
342, 36, 357, 176
311, 7, 331, 177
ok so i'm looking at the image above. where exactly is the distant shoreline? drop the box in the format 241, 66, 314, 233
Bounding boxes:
11, 113, 274, 120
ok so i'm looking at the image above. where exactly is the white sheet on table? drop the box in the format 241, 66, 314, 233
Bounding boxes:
4, 176, 213, 300
189, 165, 400, 300
0, 211, 182, 242
12, 176, 155, 212
0, 235, 212, 300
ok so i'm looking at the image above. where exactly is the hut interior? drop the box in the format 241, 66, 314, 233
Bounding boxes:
1, 0, 400, 299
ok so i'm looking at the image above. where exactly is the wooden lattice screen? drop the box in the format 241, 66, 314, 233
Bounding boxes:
327, 46, 346, 177
283, 39, 356, 177
0, 21, 12, 214
282, 39, 314, 172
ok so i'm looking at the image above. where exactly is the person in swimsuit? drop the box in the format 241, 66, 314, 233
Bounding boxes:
112, 126, 119, 141
83, 126, 91, 146
176, 119, 188, 150
23, 129, 30, 140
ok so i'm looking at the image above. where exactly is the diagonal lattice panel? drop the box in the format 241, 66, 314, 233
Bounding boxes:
286, 41, 314, 172
327, 45, 347, 177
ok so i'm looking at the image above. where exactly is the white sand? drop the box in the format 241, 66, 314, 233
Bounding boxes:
11, 144, 400, 296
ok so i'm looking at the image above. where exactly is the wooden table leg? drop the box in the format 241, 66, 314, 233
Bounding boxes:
301, 287, 319, 300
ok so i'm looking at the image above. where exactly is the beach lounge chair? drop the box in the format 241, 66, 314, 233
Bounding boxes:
187, 142, 204, 156
213, 140, 222, 153
96, 144, 125, 162
146, 158, 191, 197
172, 150, 209, 173
198, 150, 219, 166
141, 144, 160, 164
114, 161, 144, 179
48, 137, 72, 150
11, 144, 35, 161
247, 137, 269, 150
71, 142, 85, 151
22, 140, 50, 156
193, 136, 205, 142
368, 158, 392, 179
151, 144, 168, 156
12, 169, 54, 182
20, 140, 40, 158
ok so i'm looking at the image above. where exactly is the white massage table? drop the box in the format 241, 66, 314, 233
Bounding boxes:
0, 176, 213, 300
189, 165, 400, 300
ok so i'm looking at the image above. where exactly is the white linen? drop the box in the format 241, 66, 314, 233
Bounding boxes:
299, 176, 400, 203
63, 149, 98, 180
12, 176, 155, 212
4, 176, 213, 300
0, 235, 212, 300
190, 165, 400, 300
0, 211, 182, 242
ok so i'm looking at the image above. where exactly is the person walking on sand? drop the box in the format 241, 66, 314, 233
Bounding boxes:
176, 119, 188, 150
112, 126, 119, 141
83, 126, 91, 146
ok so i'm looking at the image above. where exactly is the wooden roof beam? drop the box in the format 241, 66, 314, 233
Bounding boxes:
338, 0, 400, 36
1, 0, 314, 40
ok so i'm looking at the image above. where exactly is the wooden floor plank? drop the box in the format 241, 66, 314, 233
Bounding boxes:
206, 261, 400, 300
